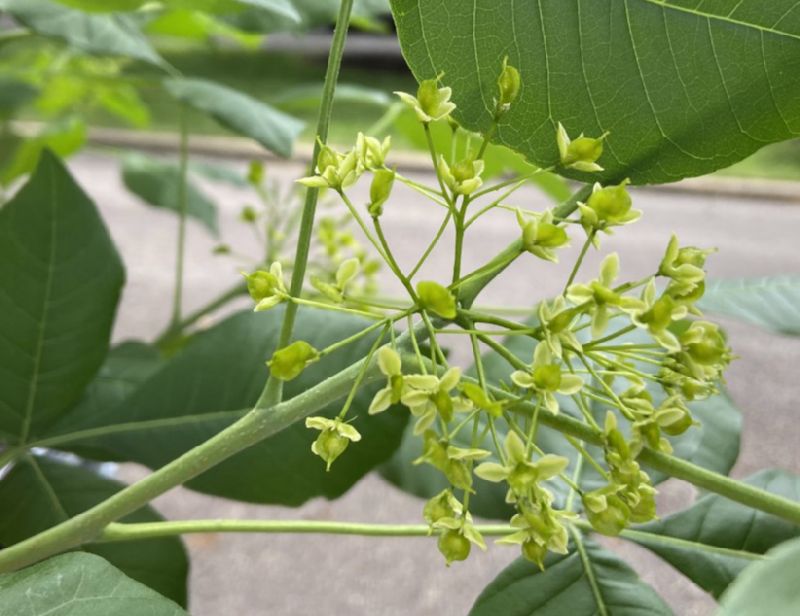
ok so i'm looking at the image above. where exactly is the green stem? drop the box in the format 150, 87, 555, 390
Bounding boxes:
99, 520, 513, 541
408, 210, 452, 280
372, 217, 418, 300
423, 123, 451, 203
156, 282, 247, 346
256, 0, 354, 411
170, 110, 190, 329
638, 448, 800, 526
563, 230, 594, 293
0, 347, 386, 574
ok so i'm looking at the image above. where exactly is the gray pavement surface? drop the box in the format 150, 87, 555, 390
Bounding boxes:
66, 150, 800, 615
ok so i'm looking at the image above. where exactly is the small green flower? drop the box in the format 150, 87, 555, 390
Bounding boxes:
623, 279, 688, 352
416, 280, 458, 319
305, 416, 361, 471
537, 297, 582, 358
395, 76, 456, 123
433, 514, 487, 565
511, 344, 583, 414
355, 132, 391, 170
517, 209, 570, 262
243, 262, 288, 311
438, 155, 485, 196
583, 486, 631, 536
578, 181, 641, 243
496, 56, 521, 112
414, 430, 491, 491
680, 320, 731, 368
402, 367, 472, 434
297, 141, 360, 191
566, 253, 641, 337
423, 489, 463, 527
368, 168, 395, 217
496, 504, 575, 569
659, 235, 715, 300
368, 347, 411, 415
310, 258, 360, 304
556, 122, 609, 173
474, 431, 569, 496
268, 341, 319, 381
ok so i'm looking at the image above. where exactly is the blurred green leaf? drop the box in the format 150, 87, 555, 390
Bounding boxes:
121, 152, 219, 234
469, 538, 671, 615
0, 552, 186, 616
631, 469, 800, 599
274, 83, 392, 110
0, 118, 86, 186
700, 276, 800, 336
0, 152, 124, 443
0, 456, 188, 606
164, 77, 304, 158
43, 309, 409, 506
0, 77, 39, 118
0, 0, 166, 67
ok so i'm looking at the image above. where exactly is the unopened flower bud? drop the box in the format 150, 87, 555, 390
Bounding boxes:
438, 530, 471, 565
416, 280, 457, 319
268, 341, 319, 381
368, 169, 395, 217
496, 57, 521, 112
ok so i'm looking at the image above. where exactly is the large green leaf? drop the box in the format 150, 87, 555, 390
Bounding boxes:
164, 78, 304, 158
0, 152, 124, 443
469, 538, 672, 615
391, 0, 800, 185
700, 276, 800, 336
0, 456, 188, 605
629, 469, 800, 599
718, 536, 800, 616
0, 552, 186, 616
45, 309, 409, 505
0, 0, 166, 67
121, 153, 219, 234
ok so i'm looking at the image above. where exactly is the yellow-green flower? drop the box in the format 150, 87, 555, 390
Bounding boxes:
355, 132, 391, 170
243, 262, 288, 311
511, 344, 583, 414
305, 416, 361, 471
556, 122, 608, 173
401, 367, 472, 434
438, 155, 484, 195
517, 209, 569, 262
297, 142, 360, 191
395, 77, 456, 123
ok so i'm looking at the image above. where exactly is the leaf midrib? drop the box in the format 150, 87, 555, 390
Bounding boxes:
19, 162, 58, 444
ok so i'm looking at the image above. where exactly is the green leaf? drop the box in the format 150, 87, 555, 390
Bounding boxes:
629, 469, 800, 599
391, 0, 800, 185
273, 83, 392, 110
0, 456, 188, 606
0, 152, 124, 443
0, 77, 39, 118
718, 536, 800, 616
164, 78, 305, 158
0, 552, 186, 616
58, 342, 164, 461
166, 0, 300, 21
0, 0, 166, 67
0, 118, 87, 186
469, 538, 672, 615
44, 309, 409, 505
700, 276, 800, 335
121, 153, 219, 234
